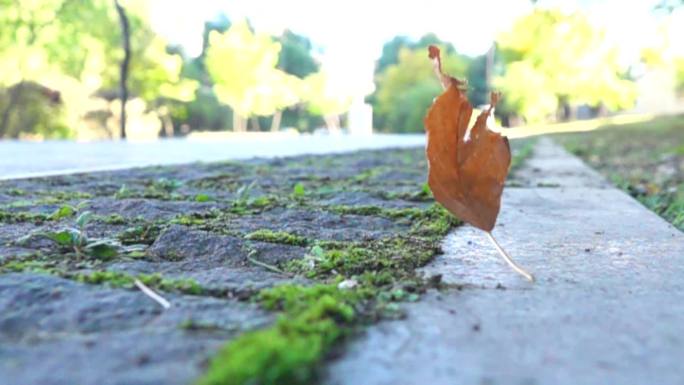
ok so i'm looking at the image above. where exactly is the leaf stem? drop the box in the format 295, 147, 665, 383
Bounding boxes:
134, 279, 171, 309
485, 231, 535, 282
247, 253, 291, 277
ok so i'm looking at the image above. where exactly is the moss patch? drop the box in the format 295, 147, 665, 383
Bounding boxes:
245, 229, 309, 247
196, 202, 457, 385
198, 283, 358, 385
0, 260, 203, 295
0, 210, 49, 224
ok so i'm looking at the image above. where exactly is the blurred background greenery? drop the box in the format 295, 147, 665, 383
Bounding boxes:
0, 0, 682, 140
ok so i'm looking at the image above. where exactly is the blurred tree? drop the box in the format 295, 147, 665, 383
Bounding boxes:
103, 1, 198, 137
0, 0, 79, 137
466, 54, 490, 107
301, 71, 354, 132
205, 21, 300, 131
0, 0, 196, 139
371, 34, 486, 132
180, 15, 234, 132
372, 47, 469, 132
655, 0, 684, 12
277, 30, 318, 78
375, 34, 456, 75
676, 58, 684, 96
375, 36, 412, 75
180, 20, 320, 133
114, 0, 131, 139
494, 9, 636, 124
276, 30, 320, 131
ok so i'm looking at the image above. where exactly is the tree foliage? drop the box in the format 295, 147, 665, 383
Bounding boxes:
677, 58, 684, 95
299, 70, 354, 132
205, 21, 301, 130
494, 9, 636, 123
371, 38, 472, 132
0, 3, 648, 137
277, 30, 319, 78
0, 0, 196, 139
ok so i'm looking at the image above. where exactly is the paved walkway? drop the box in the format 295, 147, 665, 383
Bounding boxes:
326, 138, 684, 385
0, 134, 424, 180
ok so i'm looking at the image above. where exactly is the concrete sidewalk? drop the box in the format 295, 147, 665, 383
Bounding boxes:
326, 138, 684, 385
0, 134, 424, 180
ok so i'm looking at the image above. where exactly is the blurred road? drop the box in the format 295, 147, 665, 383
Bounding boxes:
0, 133, 425, 180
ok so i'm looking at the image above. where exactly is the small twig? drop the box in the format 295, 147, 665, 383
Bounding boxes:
247, 253, 291, 277
134, 279, 171, 309
485, 231, 535, 282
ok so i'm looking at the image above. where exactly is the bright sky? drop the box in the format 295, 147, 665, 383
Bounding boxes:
149, 0, 684, 98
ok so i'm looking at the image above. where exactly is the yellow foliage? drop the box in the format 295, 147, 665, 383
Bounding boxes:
206, 20, 299, 118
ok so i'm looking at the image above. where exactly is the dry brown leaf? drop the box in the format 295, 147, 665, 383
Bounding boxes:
424, 46, 510, 232
425, 46, 534, 282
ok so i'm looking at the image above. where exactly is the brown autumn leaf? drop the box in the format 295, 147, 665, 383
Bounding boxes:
424, 45, 511, 232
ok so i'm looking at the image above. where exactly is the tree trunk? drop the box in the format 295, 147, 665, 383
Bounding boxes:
0, 81, 24, 138
485, 44, 495, 90
160, 108, 174, 137
324, 114, 340, 134
114, 0, 131, 140
233, 113, 249, 132
250, 117, 261, 131
270, 110, 282, 132
233, 113, 246, 132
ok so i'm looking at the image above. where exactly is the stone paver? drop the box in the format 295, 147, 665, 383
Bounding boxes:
0, 144, 449, 385
326, 138, 684, 385
0, 273, 270, 385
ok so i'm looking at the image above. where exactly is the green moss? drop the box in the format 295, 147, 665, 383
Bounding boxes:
407, 204, 462, 239
189, 174, 241, 190
48, 190, 93, 201
198, 284, 357, 385
325, 203, 461, 239
179, 319, 226, 331
171, 198, 280, 233
0, 260, 203, 296
351, 166, 386, 183
114, 181, 185, 201
0, 210, 49, 224
173, 212, 215, 226
288, 237, 438, 283
199, 201, 459, 385
378, 183, 433, 202
99, 213, 127, 225
195, 193, 212, 202
151, 178, 183, 192
5, 188, 27, 196
3, 191, 93, 207
2, 199, 36, 208
245, 229, 308, 247
0, 260, 54, 274
74, 270, 135, 287
326, 205, 385, 216
118, 223, 163, 245
242, 196, 276, 211
292, 183, 306, 198
75, 271, 203, 295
